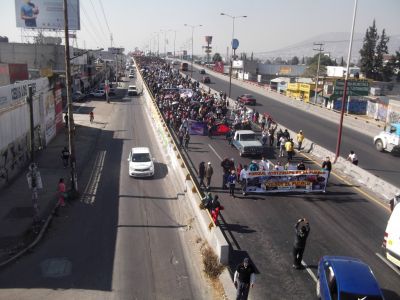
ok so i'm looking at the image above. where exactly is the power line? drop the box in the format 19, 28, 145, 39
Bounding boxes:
80, 2, 108, 46
98, 0, 112, 46
89, 0, 107, 37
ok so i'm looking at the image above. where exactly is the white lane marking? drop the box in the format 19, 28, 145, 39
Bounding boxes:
208, 144, 223, 161
80, 150, 106, 204
301, 260, 318, 283
376, 252, 400, 275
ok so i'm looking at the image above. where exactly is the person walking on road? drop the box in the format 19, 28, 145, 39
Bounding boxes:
322, 156, 332, 189
61, 146, 70, 168
296, 130, 305, 151
89, 111, 94, 124
347, 150, 359, 165
297, 160, 306, 171
234, 257, 256, 300
285, 138, 294, 161
228, 170, 237, 197
205, 162, 214, 190
58, 178, 66, 207
279, 135, 287, 157
293, 218, 310, 269
198, 161, 206, 188
240, 165, 248, 195
184, 130, 190, 150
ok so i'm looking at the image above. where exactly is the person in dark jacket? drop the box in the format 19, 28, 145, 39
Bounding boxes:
293, 218, 310, 269
234, 257, 256, 300
198, 161, 205, 188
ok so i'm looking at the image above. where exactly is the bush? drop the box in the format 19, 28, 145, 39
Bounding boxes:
200, 243, 225, 279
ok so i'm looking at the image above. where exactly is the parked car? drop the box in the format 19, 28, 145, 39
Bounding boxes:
202, 76, 211, 83
90, 90, 106, 97
237, 94, 256, 106
127, 147, 155, 177
72, 91, 85, 102
200, 69, 206, 74
316, 256, 384, 300
127, 85, 138, 96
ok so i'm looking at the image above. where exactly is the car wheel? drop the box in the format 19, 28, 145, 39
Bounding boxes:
375, 139, 384, 152
316, 279, 321, 298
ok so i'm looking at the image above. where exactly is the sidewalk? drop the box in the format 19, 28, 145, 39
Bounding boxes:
0, 100, 111, 264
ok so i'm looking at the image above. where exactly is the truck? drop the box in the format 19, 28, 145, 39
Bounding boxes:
382, 200, 400, 268
232, 130, 265, 157
373, 123, 400, 152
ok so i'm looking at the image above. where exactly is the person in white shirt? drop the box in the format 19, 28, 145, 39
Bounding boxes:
239, 165, 248, 195
347, 150, 359, 165
259, 157, 271, 171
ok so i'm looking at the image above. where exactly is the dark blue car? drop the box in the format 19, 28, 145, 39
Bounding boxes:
316, 256, 384, 300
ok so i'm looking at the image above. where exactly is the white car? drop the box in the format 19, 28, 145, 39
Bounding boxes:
127, 85, 138, 96
128, 147, 155, 177
90, 90, 106, 97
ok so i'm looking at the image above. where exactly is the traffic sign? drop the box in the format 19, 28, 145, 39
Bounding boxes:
232, 39, 239, 50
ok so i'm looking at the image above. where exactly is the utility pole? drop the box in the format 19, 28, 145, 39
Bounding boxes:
63, 0, 78, 192
184, 24, 202, 78
27, 85, 35, 164
313, 43, 324, 104
173, 30, 176, 58
335, 0, 358, 163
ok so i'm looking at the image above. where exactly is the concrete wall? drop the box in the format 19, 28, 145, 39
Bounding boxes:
0, 42, 65, 73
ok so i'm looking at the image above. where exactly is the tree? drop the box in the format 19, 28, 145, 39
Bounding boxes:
212, 53, 223, 63
301, 56, 305, 64
382, 55, 395, 82
251, 52, 254, 61
302, 54, 336, 77
291, 56, 299, 65
395, 50, 400, 82
359, 20, 379, 79
375, 29, 390, 81
340, 56, 345, 67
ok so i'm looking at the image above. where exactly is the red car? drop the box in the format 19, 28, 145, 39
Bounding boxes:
237, 94, 256, 106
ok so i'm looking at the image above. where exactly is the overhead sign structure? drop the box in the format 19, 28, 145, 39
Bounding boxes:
244, 170, 328, 194
15, 0, 80, 30
231, 38, 239, 50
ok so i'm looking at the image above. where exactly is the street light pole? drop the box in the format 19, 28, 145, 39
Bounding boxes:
334, 0, 358, 163
173, 30, 176, 58
220, 13, 247, 98
184, 24, 202, 78
63, 0, 78, 192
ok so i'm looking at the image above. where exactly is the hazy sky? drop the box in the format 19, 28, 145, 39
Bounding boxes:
2, 0, 399, 57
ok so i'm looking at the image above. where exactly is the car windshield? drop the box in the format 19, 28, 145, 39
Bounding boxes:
132, 153, 151, 162
240, 134, 256, 141
340, 292, 383, 300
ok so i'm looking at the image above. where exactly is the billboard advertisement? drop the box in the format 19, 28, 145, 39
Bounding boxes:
15, 0, 80, 30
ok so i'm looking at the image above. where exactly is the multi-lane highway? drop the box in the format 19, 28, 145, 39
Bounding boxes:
0, 78, 212, 300
182, 64, 400, 188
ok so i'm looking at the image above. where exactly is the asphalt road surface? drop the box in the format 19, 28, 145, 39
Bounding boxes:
183, 131, 400, 299
181, 65, 400, 188
0, 79, 212, 300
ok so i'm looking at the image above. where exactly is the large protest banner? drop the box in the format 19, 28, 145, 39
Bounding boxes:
244, 170, 328, 194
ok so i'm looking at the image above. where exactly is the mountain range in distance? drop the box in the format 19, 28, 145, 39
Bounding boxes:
254, 32, 400, 63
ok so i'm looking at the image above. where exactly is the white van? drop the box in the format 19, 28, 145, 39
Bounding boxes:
383, 203, 400, 268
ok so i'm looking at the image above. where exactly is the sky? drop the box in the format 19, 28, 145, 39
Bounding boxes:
2, 0, 399, 58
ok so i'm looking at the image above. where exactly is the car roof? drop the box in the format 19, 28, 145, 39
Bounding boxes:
131, 147, 150, 154
323, 256, 382, 296
236, 130, 255, 134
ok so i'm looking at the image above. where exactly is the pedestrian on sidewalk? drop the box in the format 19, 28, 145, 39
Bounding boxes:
234, 257, 256, 300
205, 162, 214, 190
58, 178, 66, 207
347, 150, 359, 166
64, 112, 69, 128
61, 146, 70, 168
228, 170, 237, 197
293, 218, 310, 269
89, 111, 94, 123
198, 161, 206, 188
296, 130, 305, 151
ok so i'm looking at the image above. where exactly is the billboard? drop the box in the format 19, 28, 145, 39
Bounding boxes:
15, 0, 80, 30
